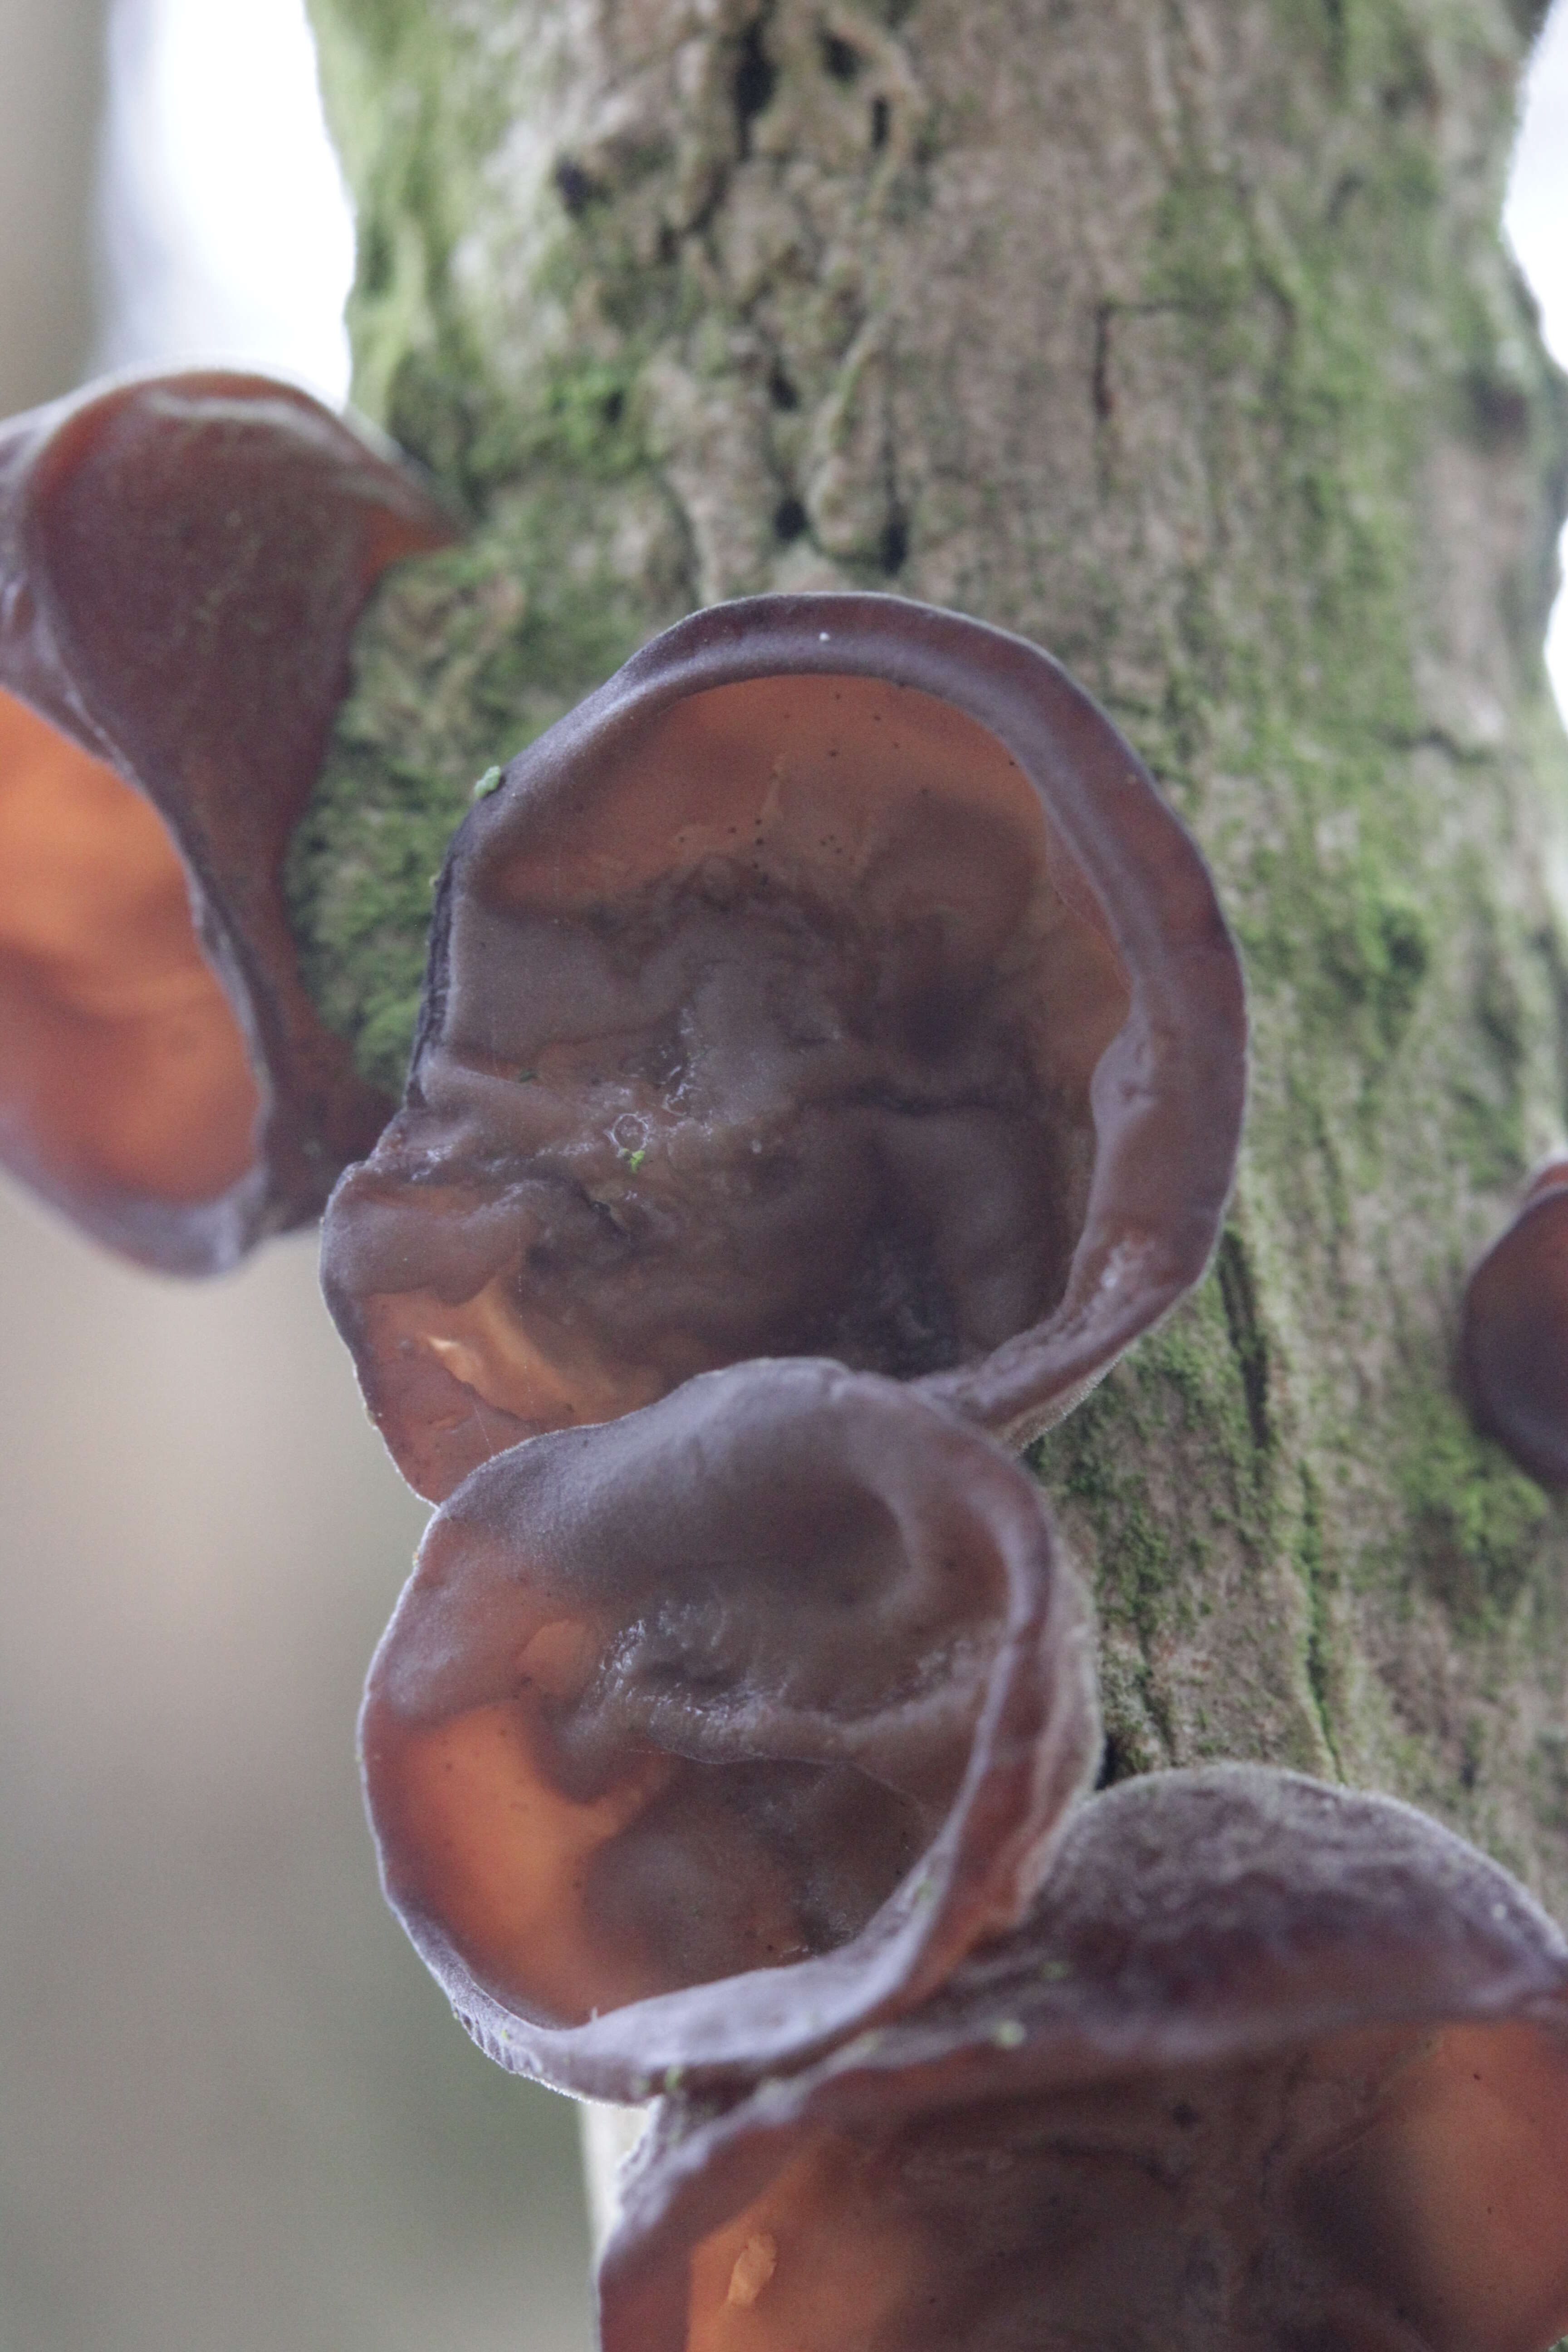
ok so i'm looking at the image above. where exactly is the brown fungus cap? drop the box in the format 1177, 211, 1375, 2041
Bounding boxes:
360, 1356, 1098, 2101
601, 1765, 1568, 2352
0, 370, 456, 1271
322, 593, 1245, 1501
1460, 1155, 1568, 1488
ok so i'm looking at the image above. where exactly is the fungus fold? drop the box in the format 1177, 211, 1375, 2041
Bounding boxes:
360, 1356, 1098, 2101
1460, 1153, 1568, 1487
0, 369, 456, 1270
600, 1766, 1568, 2352
322, 593, 1245, 1500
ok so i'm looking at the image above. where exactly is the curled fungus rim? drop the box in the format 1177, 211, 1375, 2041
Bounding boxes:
360, 1356, 1100, 2104
0, 367, 457, 1272
324, 590, 1247, 1497
598, 1764, 1568, 2352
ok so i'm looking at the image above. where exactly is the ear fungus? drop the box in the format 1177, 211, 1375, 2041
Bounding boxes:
600, 1766, 1568, 2352
1459, 1154, 1568, 1487
360, 1357, 1098, 2101
322, 593, 1246, 1501
0, 371, 457, 1271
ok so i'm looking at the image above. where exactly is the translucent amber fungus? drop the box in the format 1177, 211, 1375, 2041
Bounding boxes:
602, 1768, 1568, 2352
361, 1357, 1098, 2100
324, 593, 1245, 1497
0, 369, 456, 1269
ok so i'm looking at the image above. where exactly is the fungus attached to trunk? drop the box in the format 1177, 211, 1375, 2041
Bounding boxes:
601, 1766, 1568, 2352
1460, 1154, 1568, 1487
360, 1357, 1098, 2101
323, 593, 1245, 1501
0, 370, 456, 1271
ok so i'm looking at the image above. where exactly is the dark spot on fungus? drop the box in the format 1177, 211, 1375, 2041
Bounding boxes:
322, 593, 1245, 1503
600, 1768, 1568, 2352
360, 1357, 1098, 2100
0, 369, 456, 1271
1459, 1155, 1568, 1486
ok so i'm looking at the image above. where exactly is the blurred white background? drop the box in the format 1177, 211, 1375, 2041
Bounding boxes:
1510, 2, 1568, 368
94, 0, 353, 399
0, 4, 592, 2350
1507, 0, 1568, 703
0, 1220, 592, 2352
0, 1, 1565, 2347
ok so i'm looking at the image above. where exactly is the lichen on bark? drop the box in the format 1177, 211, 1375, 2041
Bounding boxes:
295, 0, 1568, 1909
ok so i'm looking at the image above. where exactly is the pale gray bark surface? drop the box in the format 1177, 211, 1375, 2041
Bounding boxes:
296, 0, 1568, 1916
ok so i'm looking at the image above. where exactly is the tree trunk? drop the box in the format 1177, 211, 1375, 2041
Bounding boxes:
294, 0, 1568, 1919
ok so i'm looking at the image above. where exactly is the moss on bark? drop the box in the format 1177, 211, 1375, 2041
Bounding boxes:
296, 0, 1568, 1909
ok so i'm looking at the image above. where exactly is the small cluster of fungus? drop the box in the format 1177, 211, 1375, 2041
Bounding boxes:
1461, 1155, 1568, 1492
5, 366, 1568, 2351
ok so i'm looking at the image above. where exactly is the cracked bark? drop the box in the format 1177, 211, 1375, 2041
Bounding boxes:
296, 0, 1568, 1919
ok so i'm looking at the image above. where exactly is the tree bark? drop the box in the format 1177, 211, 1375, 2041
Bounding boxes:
295, 0, 1568, 1917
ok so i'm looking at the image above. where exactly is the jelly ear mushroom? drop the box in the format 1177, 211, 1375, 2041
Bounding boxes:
323, 592, 1246, 1502
601, 1766, 1568, 2352
360, 1357, 1098, 2101
0, 371, 457, 1272
1460, 1153, 1568, 1487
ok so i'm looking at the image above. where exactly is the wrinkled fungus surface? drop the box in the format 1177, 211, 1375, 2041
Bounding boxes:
0, 370, 455, 1270
601, 1767, 1568, 2352
361, 1357, 1098, 2101
323, 594, 1245, 1500
1460, 1155, 1568, 1487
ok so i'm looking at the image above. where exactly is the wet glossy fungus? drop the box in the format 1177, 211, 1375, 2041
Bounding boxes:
323, 593, 1245, 1501
601, 1765, 1568, 2352
360, 1357, 1098, 2101
0, 369, 456, 1271
1460, 1154, 1568, 1487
